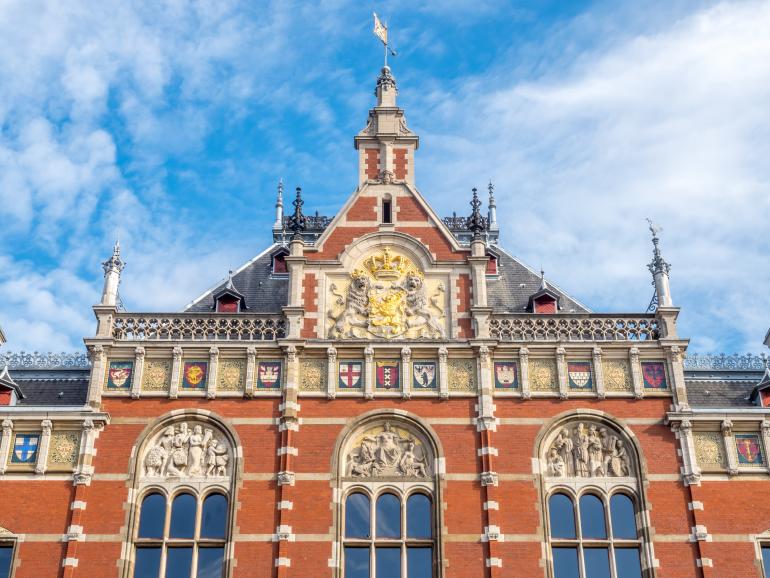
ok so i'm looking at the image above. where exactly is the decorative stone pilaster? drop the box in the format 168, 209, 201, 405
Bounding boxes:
762, 421, 770, 475
676, 418, 701, 486
207, 346, 220, 399
556, 346, 568, 399
169, 346, 183, 399
34, 419, 53, 474
722, 419, 739, 476
87, 344, 106, 406
401, 346, 412, 399
74, 419, 98, 486
364, 345, 375, 400
131, 346, 145, 399
0, 419, 13, 474
326, 347, 338, 399
592, 347, 605, 399
629, 347, 643, 399
477, 346, 496, 431
668, 345, 690, 410
438, 346, 449, 400
519, 347, 531, 399
245, 346, 257, 398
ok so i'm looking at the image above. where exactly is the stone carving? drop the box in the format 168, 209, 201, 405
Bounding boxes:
603, 360, 633, 392
299, 359, 326, 392
218, 360, 245, 392
693, 432, 727, 471
347, 422, 430, 478
142, 422, 231, 479
48, 432, 80, 467
142, 360, 171, 392
328, 248, 446, 340
545, 422, 633, 478
448, 359, 477, 392
529, 359, 558, 392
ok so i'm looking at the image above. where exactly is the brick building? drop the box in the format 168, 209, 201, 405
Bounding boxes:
1, 64, 770, 578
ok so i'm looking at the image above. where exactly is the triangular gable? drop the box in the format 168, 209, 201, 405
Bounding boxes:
310, 182, 467, 262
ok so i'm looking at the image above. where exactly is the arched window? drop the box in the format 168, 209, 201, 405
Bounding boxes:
129, 417, 236, 578
337, 418, 440, 578
541, 418, 651, 578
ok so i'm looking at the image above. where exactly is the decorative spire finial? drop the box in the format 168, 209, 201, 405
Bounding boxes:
226, 270, 235, 290
102, 239, 125, 276
487, 180, 497, 227
467, 187, 485, 240
646, 218, 673, 308
539, 269, 548, 291
288, 186, 307, 240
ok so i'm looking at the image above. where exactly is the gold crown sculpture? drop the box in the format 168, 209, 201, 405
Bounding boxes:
363, 247, 408, 280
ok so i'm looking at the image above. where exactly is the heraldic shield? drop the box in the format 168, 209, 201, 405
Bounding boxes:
494, 361, 518, 389
735, 434, 764, 465
412, 361, 436, 389
257, 361, 282, 389
567, 361, 593, 390
641, 361, 667, 389
376, 361, 400, 389
339, 361, 363, 389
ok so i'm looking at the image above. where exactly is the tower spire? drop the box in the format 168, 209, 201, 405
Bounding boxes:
100, 239, 125, 307
274, 178, 284, 229
487, 180, 497, 229
646, 218, 672, 307
288, 187, 307, 240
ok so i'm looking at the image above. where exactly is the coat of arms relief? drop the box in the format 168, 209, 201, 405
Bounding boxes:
328, 247, 446, 339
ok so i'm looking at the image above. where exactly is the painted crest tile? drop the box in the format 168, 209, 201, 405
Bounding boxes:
338, 361, 363, 389
106, 360, 133, 390
567, 361, 593, 390
181, 361, 208, 390
493, 361, 518, 389
11, 433, 39, 464
641, 361, 668, 389
376, 361, 400, 389
257, 361, 282, 389
412, 361, 437, 389
735, 434, 764, 466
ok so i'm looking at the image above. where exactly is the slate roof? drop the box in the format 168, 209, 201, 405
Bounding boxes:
185, 245, 289, 313
685, 370, 765, 408
8, 369, 90, 406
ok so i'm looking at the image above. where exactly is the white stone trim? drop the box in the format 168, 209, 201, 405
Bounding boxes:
277, 501, 293, 510
71, 501, 87, 510
688, 501, 703, 511
696, 558, 713, 567
277, 447, 299, 456
483, 501, 499, 511
62, 558, 79, 567
486, 557, 502, 568
275, 557, 291, 567
477, 447, 499, 457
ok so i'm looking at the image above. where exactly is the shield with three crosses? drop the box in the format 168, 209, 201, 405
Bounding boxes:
339, 361, 363, 389
12, 434, 39, 463
376, 361, 400, 389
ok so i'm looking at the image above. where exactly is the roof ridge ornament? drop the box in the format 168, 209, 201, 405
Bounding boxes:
288, 187, 307, 240
467, 187, 485, 240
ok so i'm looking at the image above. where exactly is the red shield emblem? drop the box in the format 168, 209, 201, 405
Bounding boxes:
376, 361, 399, 389
736, 434, 763, 465
642, 362, 667, 389
257, 361, 282, 389
339, 362, 363, 389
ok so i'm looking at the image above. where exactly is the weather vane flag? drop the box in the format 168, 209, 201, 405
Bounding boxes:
373, 12, 397, 65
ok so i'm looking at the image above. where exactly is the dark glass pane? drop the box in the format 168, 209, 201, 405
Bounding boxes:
201, 494, 228, 539
197, 547, 225, 578
138, 493, 166, 539
344, 547, 370, 578
165, 548, 193, 578
579, 494, 607, 539
407, 547, 432, 578
376, 494, 401, 538
134, 547, 161, 578
346, 493, 371, 538
615, 548, 643, 578
764, 547, 770, 578
376, 547, 402, 578
552, 547, 579, 578
169, 493, 196, 539
549, 494, 576, 539
407, 494, 432, 538
584, 548, 611, 578
610, 494, 637, 539
0, 546, 13, 578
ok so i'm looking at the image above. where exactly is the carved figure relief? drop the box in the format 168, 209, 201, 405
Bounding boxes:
328, 248, 446, 340
545, 421, 633, 478
346, 422, 431, 478
142, 421, 231, 479
142, 360, 171, 392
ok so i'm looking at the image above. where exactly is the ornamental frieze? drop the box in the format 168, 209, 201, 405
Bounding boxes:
217, 359, 245, 392
602, 359, 633, 393
345, 422, 431, 478
141, 360, 171, 392
47, 432, 80, 468
141, 421, 231, 480
328, 247, 446, 340
693, 431, 727, 471
544, 421, 634, 478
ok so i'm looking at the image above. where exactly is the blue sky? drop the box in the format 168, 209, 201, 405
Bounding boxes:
1, 0, 768, 353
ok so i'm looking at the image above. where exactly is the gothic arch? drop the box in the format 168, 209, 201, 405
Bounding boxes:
337, 231, 437, 273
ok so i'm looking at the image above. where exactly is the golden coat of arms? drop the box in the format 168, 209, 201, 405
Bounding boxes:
328, 247, 446, 339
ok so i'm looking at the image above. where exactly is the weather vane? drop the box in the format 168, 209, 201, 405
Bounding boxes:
373, 13, 397, 67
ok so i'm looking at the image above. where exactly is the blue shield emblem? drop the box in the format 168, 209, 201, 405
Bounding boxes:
12, 434, 40, 463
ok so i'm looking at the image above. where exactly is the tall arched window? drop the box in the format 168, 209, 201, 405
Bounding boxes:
337, 418, 440, 578
128, 416, 236, 578
541, 417, 652, 578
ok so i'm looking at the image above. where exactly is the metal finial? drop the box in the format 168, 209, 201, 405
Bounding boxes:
226, 270, 235, 290
277, 179, 284, 203
488, 181, 495, 204
646, 218, 670, 276
467, 187, 485, 239
102, 239, 125, 276
288, 186, 307, 240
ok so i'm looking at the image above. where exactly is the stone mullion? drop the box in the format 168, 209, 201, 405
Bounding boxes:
207, 346, 219, 399
592, 347, 605, 399
519, 347, 530, 399
131, 346, 145, 399
245, 346, 256, 397
438, 346, 449, 400
0, 419, 13, 474
87, 344, 106, 407
629, 347, 643, 399
667, 345, 690, 410
34, 419, 53, 474
721, 420, 739, 475
326, 347, 337, 399
169, 346, 183, 399
401, 346, 412, 399
364, 345, 374, 399
556, 346, 568, 399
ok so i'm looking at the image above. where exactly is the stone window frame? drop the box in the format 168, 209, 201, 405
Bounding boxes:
0, 526, 19, 578
132, 485, 230, 578
536, 411, 657, 578
341, 483, 437, 577
752, 531, 770, 577
121, 410, 240, 578
331, 410, 446, 578
544, 484, 646, 578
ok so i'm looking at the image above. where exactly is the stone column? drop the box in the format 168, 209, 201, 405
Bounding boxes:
364, 345, 375, 399
169, 346, 183, 399
35, 419, 53, 474
87, 344, 106, 407
667, 345, 690, 410
131, 346, 145, 399
438, 346, 449, 400
469, 238, 492, 339
629, 346, 643, 399
0, 419, 13, 474
592, 347, 605, 399
556, 346, 568, 399
676, 418, 701, 486
326, 347, 338, 399
207, 346, 219, 399
245, 346, 257, 398
722, 419, 739, 476
283, 238, 307, 340
519, 347, 530, 399
401, 346, 412, 399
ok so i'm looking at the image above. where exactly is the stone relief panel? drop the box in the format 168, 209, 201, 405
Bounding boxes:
345, 422, 431, 479
529, 359, 558, 393
142, 360, 172, 392
299, 359, 327, 392
544, 421, 634, 478
693, 432, 727, 471
327, 247, 447, 340
217, 360, 245, 392
141, 421, 231, 480
602, 359, 633, 393
47, 432, 80, 468
447, 358, 477, 392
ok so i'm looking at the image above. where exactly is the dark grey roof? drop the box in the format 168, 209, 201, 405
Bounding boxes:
185, 245, 289, 313
9, 369, 90, 406
685, 369, 765, 408
487, 247, 590, 314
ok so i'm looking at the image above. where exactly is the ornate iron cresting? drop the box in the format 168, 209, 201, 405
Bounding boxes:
488, 314, 660, 342
0, 351, 90, 369
684, 353, 766, 371
466, 187, 486, 240
288, 187, 307, 240
111, 313, 287, 341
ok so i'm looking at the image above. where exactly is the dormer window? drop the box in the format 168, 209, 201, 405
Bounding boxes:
0, 366, 22, 406
486, 250, 499, 276
213, 271, 246, 313
528, 270, 560, 314
533, 294, 557, 314
271, 247, 289, 276
216, 295, 240, 313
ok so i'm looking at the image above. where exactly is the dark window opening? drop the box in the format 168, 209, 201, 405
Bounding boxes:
382, 199, 392, 224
